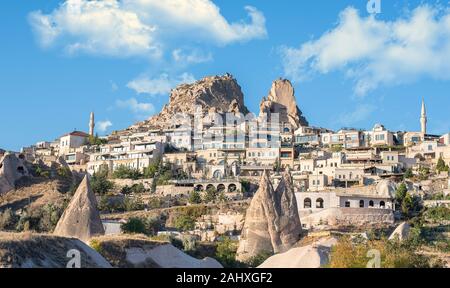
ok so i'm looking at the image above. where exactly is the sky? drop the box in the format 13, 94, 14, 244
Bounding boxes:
1, 0, 450, 151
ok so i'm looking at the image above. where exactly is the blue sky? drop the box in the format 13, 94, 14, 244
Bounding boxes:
1, 0, 450, 151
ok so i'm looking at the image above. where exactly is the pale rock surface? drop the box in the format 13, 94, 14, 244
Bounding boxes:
260, 79, 308, 129
125, 244, 223, 268
236, 171, 302, 262
388, 222, 411, 242
0, 153, 29, 195
0, 232, 111, 268
147, 73, 249, 128
53, 175, 105, 242
376, 180, 397, 198
258, 237, 338, 268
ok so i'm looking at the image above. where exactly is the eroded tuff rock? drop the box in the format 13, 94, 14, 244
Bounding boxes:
258, 237, 338, 268
147, 73, 250, 128
53, 175, 105, 242
236, 171, 302, 262
0, 153, 29, 195
388, 222, 411, 242
260, 79, 308, 129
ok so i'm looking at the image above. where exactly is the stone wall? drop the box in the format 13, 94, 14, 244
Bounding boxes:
301, 207, 394, 229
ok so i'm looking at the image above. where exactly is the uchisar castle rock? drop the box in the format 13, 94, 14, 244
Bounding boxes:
124, 73, 307, 132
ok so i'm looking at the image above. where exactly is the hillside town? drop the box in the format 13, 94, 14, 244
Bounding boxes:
1, 74, 449, 268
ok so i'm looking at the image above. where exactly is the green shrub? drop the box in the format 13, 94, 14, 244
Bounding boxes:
245, 251, 273, 267
215, 237, 245, 268
121, 183, 147, 195
188, 191, 202, 204
404, 168, 414, 179
113, 165, 142, 180
173, 215, 196, 232
203, 187, 217, 203
121, 218, 146, 234
91, 169, 114, 195
123, 195, 145, 212
57, 166, 72, 179
0, 208, 16, 230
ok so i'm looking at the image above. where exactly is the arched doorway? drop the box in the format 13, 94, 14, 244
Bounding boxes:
213, 170, 222, 179
369, 200, 374, 207
359, 200, 365, 208
304, 198, 312, 209
228, 184, 237, 193
206, 184, 215, 191
195, 185, 204, 192
316, 198, 324, 209
380, 201, 385, 208
217, 184, 226, 193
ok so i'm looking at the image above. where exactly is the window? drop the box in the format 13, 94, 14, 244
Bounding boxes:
359, 200, 365, 208
380, 201, 385, 208
304, 198, 312, 209
369, 200, 374, 207
345, 201, 351, 208
316, 198, 324, 208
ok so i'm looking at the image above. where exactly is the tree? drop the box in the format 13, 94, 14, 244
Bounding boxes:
215, 237, 240, 268
203, 186, 217, 203
88, 134, 107, 146
401, 192, 414, 217
404, 168, 414, 179
436, 157, 449, 173
188, 191, 202, 204
395, 183, 408, 205
173, 215, 196, 231
143, 158, 161, 178
121, 218, 146, 234
91, 169, 114, 195
112, 165, 142, 180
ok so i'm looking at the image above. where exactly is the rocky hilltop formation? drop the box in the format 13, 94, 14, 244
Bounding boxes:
53, 175, 105, 242
0, 153, 29, 195
147, 73, 250, 128
236, 171, 302, 262
260, 79, 308, 129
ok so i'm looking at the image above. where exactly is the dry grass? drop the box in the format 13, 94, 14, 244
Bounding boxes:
89, 234, 168, 268
0, 179, 66, 213
0, 232, 106, 268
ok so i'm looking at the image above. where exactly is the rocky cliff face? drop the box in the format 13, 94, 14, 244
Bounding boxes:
236, 171, 302, 262
54, 175, 105, 242
260, 79, 309, 129
147, 73, 250, 128
0, 153, 29, 195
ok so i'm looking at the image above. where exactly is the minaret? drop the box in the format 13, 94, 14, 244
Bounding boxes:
420, 98, 427, 135
89, 112, 95, 137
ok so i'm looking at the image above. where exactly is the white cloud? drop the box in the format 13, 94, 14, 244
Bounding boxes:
29, 0, 267, 58
29, 0, 159, 57
172, 48, 213, 64
280, 5, 450, 96
97, 120, 113, 132
338, 104, 375, 126
116, 97, 155, 118
127, 72, 195, 96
